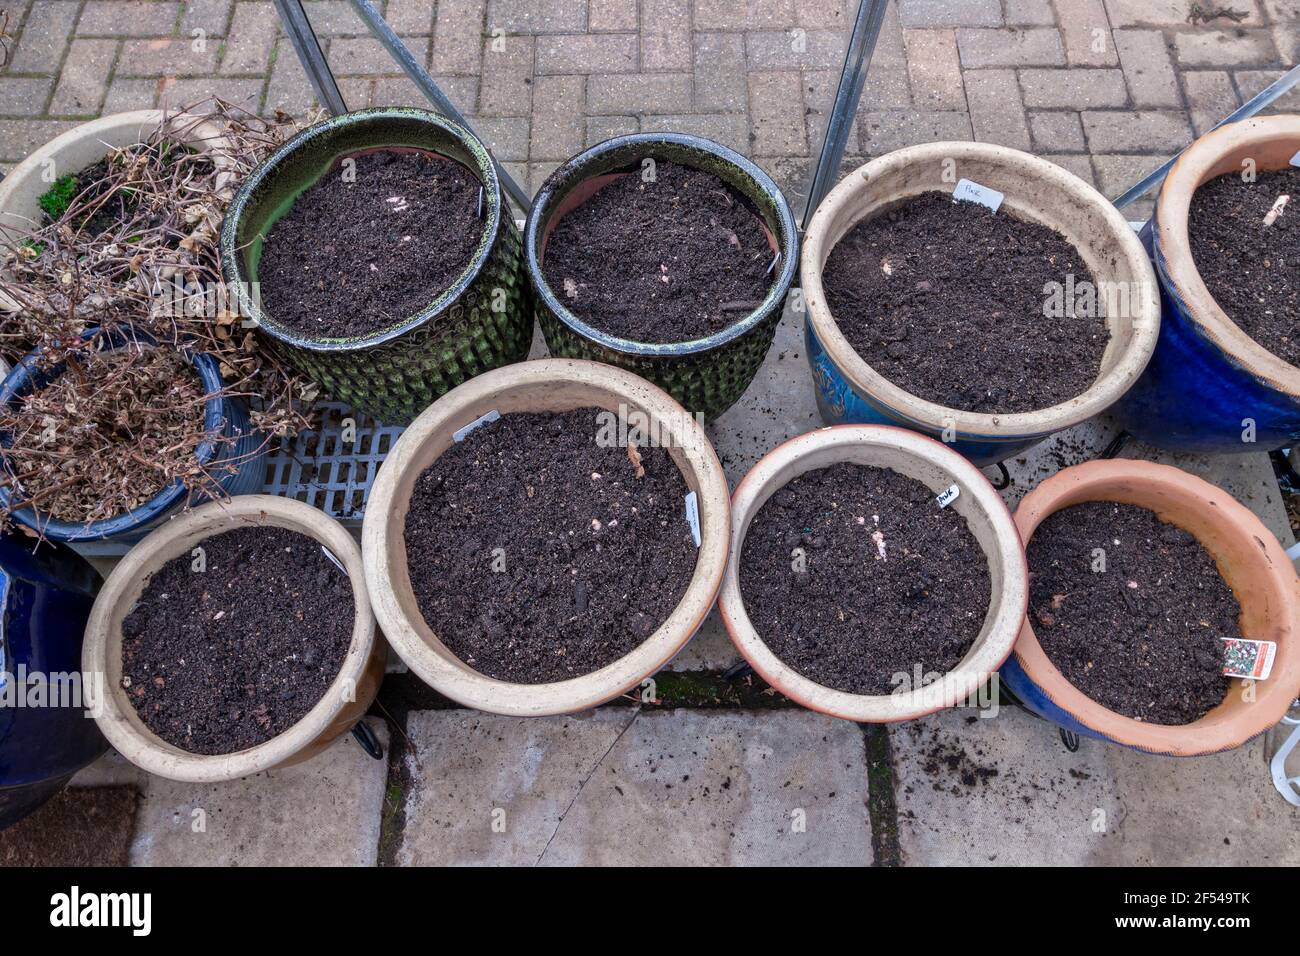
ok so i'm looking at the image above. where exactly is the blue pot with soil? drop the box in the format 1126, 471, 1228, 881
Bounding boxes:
0, 533, 106, 829
1111, 117, 1300, 453
0, 328, 265, 543
800, 143, 1160, 467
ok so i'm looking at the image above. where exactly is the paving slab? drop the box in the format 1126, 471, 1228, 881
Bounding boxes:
399, 709, 872, 865
74, 718, 390, 866
891, 704, 1300, 865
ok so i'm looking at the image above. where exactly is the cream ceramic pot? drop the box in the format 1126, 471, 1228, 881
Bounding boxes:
83, 496, 385, 782
362, 358, 731, 717
719, 425, 1028, 722
800, 142, 1161, 466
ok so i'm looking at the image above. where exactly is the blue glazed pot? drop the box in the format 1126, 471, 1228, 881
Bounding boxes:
0, 534, 106, 829
1112, 116, 1300, 453
800, 142, 1161, 467
0, 328, 265, 543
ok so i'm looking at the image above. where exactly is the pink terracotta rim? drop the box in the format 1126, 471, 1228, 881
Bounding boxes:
1012, 458, 1300, 755
719, 424, 1028, 723
1155, 114, 1300, 397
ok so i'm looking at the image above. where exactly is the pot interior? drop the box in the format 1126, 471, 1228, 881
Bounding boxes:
1020, 482, 1290, 729
381, 378, 714, 680
98, 509, 369, 758
814, 152, 1153, 390
228, 111, 498, 342
735, 440, 1005, 681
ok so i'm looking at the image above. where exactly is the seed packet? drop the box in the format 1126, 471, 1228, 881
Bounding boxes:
1221, 638, 1277, 680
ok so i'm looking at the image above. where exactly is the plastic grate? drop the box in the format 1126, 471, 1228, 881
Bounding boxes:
260, 402, 406, 526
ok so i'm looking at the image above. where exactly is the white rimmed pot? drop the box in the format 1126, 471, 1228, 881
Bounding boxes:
83, 496, 385, 783
800, 142, 1161, 467
362, 358, 730, 717
1113, 115, 1300, 453
719, 425, 1027, 722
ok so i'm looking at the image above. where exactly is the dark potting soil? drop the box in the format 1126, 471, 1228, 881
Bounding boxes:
1027, 501, 1236, 725
820, 191, 1111, 414
403, 408, 697, 683
1188, 165, 1300, 368
738, 463, 991, 696
120, 526, 354, 755
257, 149, 483, 340
540, 160, 774, 343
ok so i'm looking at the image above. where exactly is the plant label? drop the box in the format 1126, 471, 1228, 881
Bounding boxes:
1291, 149, 1300, 168
1222, 638, 1276, 680
320, 546, 346, 574
684, 491, 701, 548
952, 179, 1004, 213
453, 409, 501, 442
935, 484, 960, 509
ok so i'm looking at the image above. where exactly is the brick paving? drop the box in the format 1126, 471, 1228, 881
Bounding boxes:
1, 0, 1297, 215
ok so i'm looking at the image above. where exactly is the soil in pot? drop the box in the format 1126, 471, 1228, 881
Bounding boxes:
1187, 166, 1299, 368
257, 149, 483, 340
120, 525, 354, 755
821, 191, 1111, 414
541, 160, 773, 343
1026, 501, 1236, 725
739, 462, 991, 696
403, 407, 697, 683
1, 345, 213, 524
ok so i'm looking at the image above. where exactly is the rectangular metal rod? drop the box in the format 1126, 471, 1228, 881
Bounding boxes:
1113, 62, 1300, 210
272, 0, 347, 116
349, 0, 533, 213
801, 0, 890, 232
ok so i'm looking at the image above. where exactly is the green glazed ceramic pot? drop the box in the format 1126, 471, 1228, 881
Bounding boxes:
220, 108, 532, 425
525, 133, 799, 421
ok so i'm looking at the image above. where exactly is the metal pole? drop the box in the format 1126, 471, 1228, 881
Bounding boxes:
1112, 62, 1300, 210
801, 0, 890, 231
349, 0, 532, 212
272, 0, 347, 116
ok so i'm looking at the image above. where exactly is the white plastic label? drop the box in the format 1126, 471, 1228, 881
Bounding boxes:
936, 484, 960, 509
1290, 148, 1300, 167
453, 409, 500, 442
684, 491, 701, 548
1222, 638, 1276, 680
321, 546, 346, 574
952, 179, 1004, 213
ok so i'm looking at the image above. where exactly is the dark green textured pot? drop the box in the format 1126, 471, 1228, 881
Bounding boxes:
220, 108, 531, 425
525, 133, 799, 422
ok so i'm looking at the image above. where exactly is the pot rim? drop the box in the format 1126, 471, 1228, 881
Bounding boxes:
800, 140, 1161, 437
718, 424, 1029, 722
1154, 114, 1300, 398
1010, 458, 1300, 755
0, 328, 233, 542
219, 107, 503, 353
82, 495, 379, 782
524, 132, 800, 356
361, 357, 731, 716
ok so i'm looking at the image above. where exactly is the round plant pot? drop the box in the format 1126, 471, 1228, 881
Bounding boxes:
220, 107, 532, 426
1000, 459, 1300, 755
83, 495, 385, 782
1113, 115, 1300, 453
525, 133, 799, 422
0, 328, 264, 543
0, 534, 106, 830
719, 425, 1028, 722
800, 142, 1161, 466
0, 109, 233, 244
362, 358, 730, 717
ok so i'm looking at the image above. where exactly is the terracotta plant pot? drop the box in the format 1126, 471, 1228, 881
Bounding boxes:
525, 133, 799, 422
221, 107, 532, 426
800, 142, 1161, 466
719, 425, 1027, 722
1000, 459, 1300, 755
362, 358, 730, 716
83, 496, 385, 782
1114, 115, 1300, 453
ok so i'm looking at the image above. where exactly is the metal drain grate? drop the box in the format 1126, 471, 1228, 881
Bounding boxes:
261, 401, 406, 525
